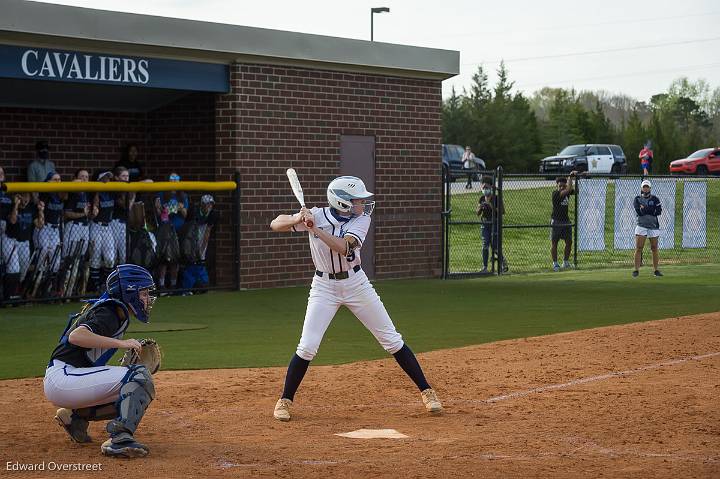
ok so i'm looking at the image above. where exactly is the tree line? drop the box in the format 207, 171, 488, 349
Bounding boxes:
442, 63, 720, 173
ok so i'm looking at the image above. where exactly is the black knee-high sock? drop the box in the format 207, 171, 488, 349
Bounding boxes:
393, 344, 431, 391
281, 354, 310, 401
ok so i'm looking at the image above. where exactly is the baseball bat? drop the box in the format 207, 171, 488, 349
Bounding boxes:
286, 168, 313, 227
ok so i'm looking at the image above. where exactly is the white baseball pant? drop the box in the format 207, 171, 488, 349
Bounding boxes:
296, 269, 404, 361
44, 359, 128, 409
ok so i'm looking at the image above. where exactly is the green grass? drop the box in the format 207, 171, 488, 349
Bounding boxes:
448, 179, 720, 273
2, 264, 720, 379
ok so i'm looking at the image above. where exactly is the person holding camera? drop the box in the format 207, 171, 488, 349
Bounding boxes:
476, 177, 507, 273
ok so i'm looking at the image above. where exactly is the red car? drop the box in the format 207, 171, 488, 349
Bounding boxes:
669, 147, 720, 175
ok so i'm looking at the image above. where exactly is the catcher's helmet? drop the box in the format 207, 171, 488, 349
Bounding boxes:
106, 264, 156, 323
327, 176, 375, 216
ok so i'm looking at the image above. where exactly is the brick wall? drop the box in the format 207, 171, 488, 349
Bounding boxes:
216, 63, 443, 289
0, 107, 145, 180
1, 64, 444, 291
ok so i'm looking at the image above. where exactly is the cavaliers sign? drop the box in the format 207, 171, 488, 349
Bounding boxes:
0, 44, 229, 92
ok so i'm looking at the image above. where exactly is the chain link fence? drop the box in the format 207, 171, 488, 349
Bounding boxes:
444, 169, 720, 276
1, 180, 237, 305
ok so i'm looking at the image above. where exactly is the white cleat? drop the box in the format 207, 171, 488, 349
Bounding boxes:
421, 388, 443, 414
274, 398, 292, 422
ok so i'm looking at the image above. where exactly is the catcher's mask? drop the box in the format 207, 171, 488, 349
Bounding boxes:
106, 264, 157, 323
327, 176, 375, 216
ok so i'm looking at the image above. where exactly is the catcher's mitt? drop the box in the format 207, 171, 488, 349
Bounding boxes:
119, 338, 162, 374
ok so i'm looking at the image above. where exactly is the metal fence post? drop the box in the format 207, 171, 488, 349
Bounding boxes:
574, 175, 579, 268
233, 171, 241, 290
496, 166, 504, 276
441, 163, 450, 279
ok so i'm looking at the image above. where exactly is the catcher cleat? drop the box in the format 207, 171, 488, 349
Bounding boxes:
101, 436, 149, 458
55, 408, 92, 443
421, 388, 443, 414
274, 398, 292, 421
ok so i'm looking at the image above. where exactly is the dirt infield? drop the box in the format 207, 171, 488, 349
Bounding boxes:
2, 313, 719, 478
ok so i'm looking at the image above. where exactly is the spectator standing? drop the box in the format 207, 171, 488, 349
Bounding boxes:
37, 171, 66, 275
0, 166, 19, 298
181, 194, 218, 293
476, 176, 507, 273
7, 192, 44, 283
154, 172, 187, 293
462, 146, 475, 190
89, 171, 116, 292
27, 140, 56, 183
114, 144, 144, 182
639, 142, 653, 177
633, 179, 663, 277
63, 169, 95, 257
551, 171, 576, 272
111, 166, 133, 264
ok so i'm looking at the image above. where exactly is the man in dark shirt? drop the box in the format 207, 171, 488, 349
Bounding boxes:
476, 177, 507, 273
89, 171, 116, 292
551, 171, 576, 271
44, 264, 157, 458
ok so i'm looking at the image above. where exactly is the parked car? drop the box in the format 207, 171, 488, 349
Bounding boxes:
539, 144, 627, 177
669, 147, 720, 175
442, 144, 486, 181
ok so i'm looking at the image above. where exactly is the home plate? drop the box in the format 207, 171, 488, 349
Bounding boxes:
335, 429, 408, 439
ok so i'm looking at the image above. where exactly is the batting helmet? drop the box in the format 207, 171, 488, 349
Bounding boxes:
327, 176, 375, 216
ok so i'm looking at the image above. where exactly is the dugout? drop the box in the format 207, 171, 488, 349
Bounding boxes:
0, 0, 459, 290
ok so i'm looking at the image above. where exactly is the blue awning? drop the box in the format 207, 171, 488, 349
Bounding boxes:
0, 44, 229, 93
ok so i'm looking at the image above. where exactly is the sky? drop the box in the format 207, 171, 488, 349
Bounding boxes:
38, 0, 720, 103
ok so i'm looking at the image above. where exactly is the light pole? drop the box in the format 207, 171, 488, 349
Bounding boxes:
370, 7, 390, 41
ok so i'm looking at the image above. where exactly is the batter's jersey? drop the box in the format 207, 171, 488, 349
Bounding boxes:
292, 207, 370, 274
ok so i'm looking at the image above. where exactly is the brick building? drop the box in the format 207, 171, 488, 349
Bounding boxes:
0, 0, 458, 289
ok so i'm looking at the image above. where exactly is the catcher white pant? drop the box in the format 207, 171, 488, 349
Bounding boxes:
111, 219, 126, 264
296, 269, 404, 361
90, 223, 116, 269
37, 225, 62, 273
64, 222, 89, 257
44, 359, 128, 409
1, 235, 20, 274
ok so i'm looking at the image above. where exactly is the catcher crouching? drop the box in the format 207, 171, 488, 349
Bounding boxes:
43, 264, 162, 458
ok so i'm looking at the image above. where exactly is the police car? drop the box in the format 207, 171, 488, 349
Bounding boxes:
539, 144, 627, 177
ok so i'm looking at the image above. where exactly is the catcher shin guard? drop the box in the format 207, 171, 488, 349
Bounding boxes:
108, 365, 155, 436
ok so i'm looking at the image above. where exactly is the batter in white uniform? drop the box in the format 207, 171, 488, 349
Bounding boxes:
270, 176, 442, 421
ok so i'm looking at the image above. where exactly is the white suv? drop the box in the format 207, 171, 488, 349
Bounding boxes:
539, 144, 627, 176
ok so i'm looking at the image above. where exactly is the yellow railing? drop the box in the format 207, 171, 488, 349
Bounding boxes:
1, 181, 237, 193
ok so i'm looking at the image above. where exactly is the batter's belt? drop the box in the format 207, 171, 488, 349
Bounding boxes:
316, 264, 361, 280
